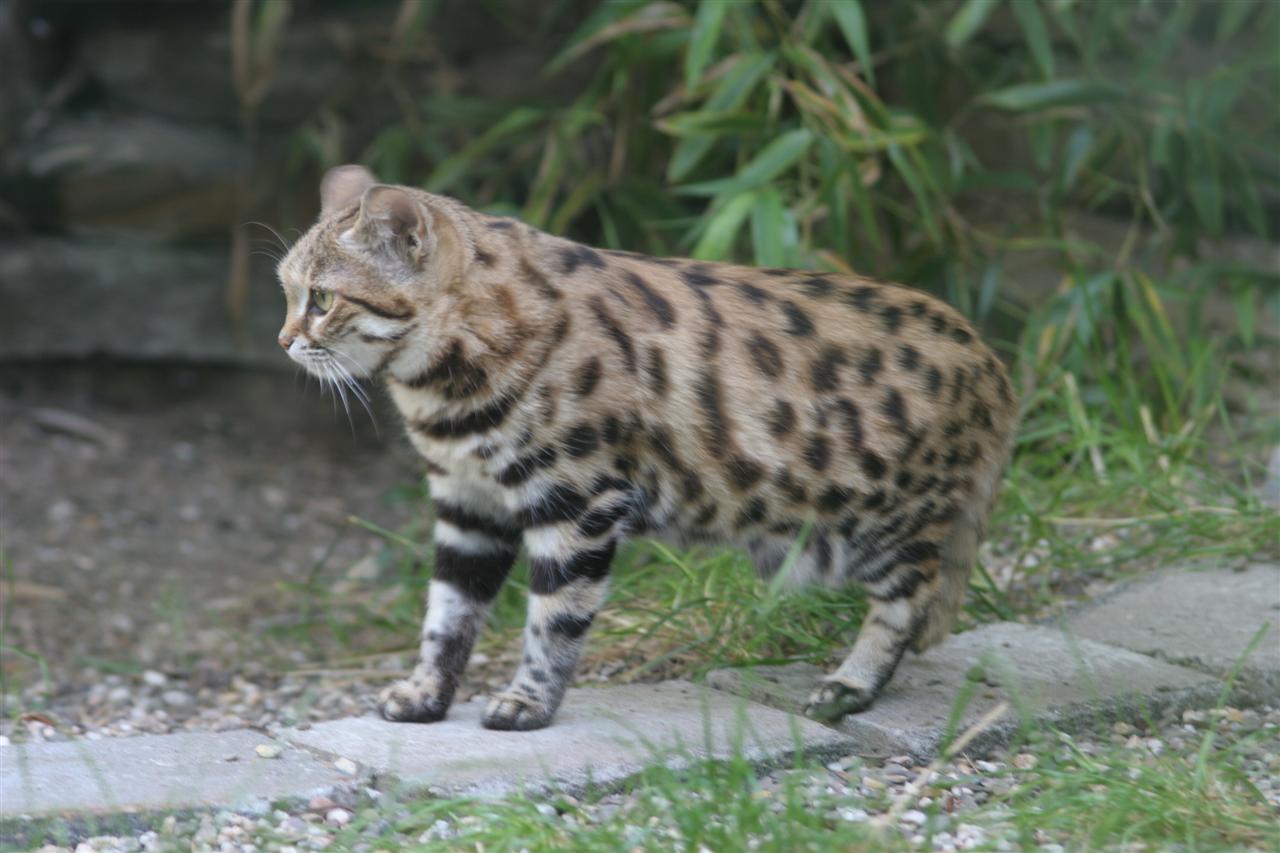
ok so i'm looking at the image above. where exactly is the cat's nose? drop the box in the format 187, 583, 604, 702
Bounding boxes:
278, 332, 295, 350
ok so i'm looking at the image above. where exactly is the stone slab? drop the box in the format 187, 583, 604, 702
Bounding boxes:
1062, 562, 1280, 701
0, 730, 357, 818
283, 681, 854, 797
706, 622, 1222, 761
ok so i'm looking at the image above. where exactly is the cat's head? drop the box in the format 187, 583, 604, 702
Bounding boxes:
275, 165, 474, 380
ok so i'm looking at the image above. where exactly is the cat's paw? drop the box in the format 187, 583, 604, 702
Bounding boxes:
378, 679, 450, 723
481, 691, 555, 731
803, 679, 876, 722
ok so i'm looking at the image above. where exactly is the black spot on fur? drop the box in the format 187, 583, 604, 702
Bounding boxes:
930, 313, 948, 335
680, 264, 720, 288
832, 398, 864, 450
578, 502, 629, 538
497, 445, 559, 486
926, 365, 943, 397
738, 283, 773, 304
727, 456, 764, 491
433, 544, 514, 602
880, 304, 903, 334
573, 358, 602, 398
804, 434, 831, 472
773, 469, 808, 503
559, 244, 607, 275
645, 346, 670, 396
951, 326, 973, 345
817, 485, 851, 513
781, 300, 814, 336
882, 388, 909, 429
734, 497, 768, 529
435, 501, 520, 543
515, 484, 588, 528
801, 275, 834, 298
564, 424, 600, 458
858, 347, 883, 383
548, 612, 595, 639
845, 286, 877, 312
589, 296, 636, 372
811, 344, 848, 392
897, 344, 920, 372
601, 416, 622, 445
529, 542, 616, 594
767, 400, 796, 438
624, 271, 677, 328
692, 503, 718, 526
861, 450, 887, 479
747, 333, 785, 379
695, 371, 730, 456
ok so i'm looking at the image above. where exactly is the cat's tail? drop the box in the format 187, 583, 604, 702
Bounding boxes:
912, 440, 1009, 653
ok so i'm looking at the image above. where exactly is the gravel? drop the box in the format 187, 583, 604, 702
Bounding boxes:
14, 704, 1279, 851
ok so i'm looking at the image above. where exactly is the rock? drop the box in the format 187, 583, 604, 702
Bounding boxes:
13, 116, 244, 237
325, 808, 352, 827
161, 690, 194, 709
283, 682, 855, 798
1, 731, 353, 817
333, 757, 358, 776
254, 744, 282, 759
1062, 562, 1280, 703
706, 622, 1221, 761
0, 236, 284, 365
141, 670, 167, 688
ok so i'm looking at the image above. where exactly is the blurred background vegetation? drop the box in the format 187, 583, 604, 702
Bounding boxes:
2, 0, 1277, 673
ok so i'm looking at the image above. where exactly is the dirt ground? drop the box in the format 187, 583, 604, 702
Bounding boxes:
0, 364, 429, 736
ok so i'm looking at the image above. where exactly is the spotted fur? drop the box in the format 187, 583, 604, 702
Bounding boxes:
277, 166, 1018, 730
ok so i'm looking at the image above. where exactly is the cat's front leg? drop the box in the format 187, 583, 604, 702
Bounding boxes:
481, 529, 618, 731
379, 495, 519, 723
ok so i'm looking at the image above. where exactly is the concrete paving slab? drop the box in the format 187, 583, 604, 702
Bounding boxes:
706, 622, 1222, 761
0, 730, 357, 818
1062, 562, 1280, 701
283, 681, 854, 797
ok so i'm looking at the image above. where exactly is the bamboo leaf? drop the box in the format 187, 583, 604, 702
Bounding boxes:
425, 107, 545, 192
1058, 123, 1093, 191
981, 79, 1124, 111
945, 0, 1000, 51
829, 0, 876, 86
668, 52, 775, 181
547, 1, 690, 74
1011, 0, 1055, 78
677, 127, 814, 196
656, 110, 766, 137
750, 188, 786, 266
694, 190, 758, 260
685, 1, 729, 92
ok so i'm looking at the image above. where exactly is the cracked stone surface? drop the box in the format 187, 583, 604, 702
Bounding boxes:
706, 622, 1222, 761
282, 681, 855, 797
0, 730, 358, 818
1061, 562, 1280, 702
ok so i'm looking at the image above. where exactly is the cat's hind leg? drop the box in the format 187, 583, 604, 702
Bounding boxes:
803, 528, 945, 721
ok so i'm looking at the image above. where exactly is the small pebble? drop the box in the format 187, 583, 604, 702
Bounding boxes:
255, 744, 282, 759
334, 757, 358, 775
325, 808, 352, 827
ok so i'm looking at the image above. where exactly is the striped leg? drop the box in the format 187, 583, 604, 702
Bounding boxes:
804, 532, 942, 721
482, 528, 618, 731
379, 494, 519, 723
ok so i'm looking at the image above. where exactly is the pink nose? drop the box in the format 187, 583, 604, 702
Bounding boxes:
278, 333, 295, 350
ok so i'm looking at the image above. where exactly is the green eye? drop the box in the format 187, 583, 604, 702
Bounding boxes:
310, 289, 334, 312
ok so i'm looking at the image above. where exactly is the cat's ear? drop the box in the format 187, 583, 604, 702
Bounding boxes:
320, 165, 377, 216
351, 185, 434, 266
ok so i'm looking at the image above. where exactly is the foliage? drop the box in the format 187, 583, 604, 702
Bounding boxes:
270, 0, 1280, 656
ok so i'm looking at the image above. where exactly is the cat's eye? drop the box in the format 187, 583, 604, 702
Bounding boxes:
310, 289, 334, 313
